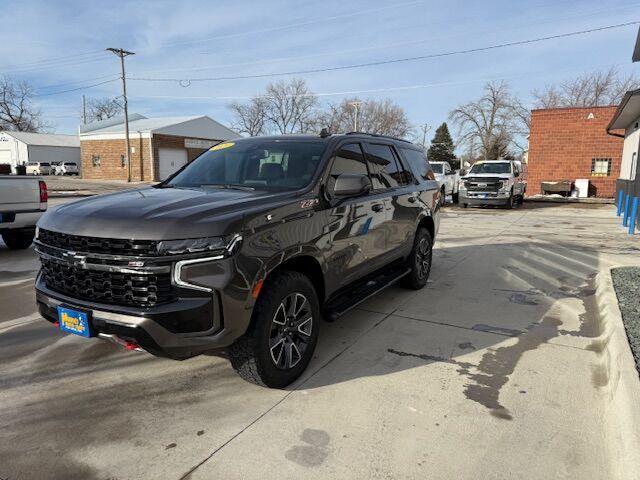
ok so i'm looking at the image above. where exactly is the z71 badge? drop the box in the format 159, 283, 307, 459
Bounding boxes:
300, 199, 319, 209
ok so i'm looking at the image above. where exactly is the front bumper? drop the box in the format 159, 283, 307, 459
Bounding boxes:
459, 191, 511, 205
35, 255, 253, 359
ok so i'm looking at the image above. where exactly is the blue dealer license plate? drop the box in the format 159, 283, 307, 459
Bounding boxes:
58, 306, 93, 338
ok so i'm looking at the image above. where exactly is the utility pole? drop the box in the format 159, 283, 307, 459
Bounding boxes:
107, 47, 135, 182
82, 95, 87, 125
349, 101, 362, 131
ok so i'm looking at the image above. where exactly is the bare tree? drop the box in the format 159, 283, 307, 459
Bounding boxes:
228, 79, 319, 135
263, 79, 319, 134
0, 76, 48, 132
533, 68, 640, 108
320, 97, 412, 137
229, 96, 267, 136
450, 81, 525, 159
86, 97, 123, 123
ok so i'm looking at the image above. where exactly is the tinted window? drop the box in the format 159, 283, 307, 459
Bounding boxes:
327, 143, 368, 193
402, 149, 431, 180
168, 139, 327, 191
366, 144, 406, 189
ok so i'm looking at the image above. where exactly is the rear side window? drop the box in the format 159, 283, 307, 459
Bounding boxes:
366, 143, 407, 189
401, 148, 431, 180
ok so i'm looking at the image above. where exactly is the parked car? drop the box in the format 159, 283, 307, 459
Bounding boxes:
0, 175, 48, 249
34, 133, 440, 387
458, 160, 527, 208
52, 162, 79, 176
430, 161, 460, 204
25, 162, 51, 175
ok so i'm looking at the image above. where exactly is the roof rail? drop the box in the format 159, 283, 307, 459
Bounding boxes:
345, 131, 412, 144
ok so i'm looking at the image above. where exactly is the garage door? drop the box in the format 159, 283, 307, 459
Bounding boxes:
159, 148, 188, 180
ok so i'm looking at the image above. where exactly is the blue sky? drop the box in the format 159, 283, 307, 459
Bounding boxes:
1, 0, 638, 143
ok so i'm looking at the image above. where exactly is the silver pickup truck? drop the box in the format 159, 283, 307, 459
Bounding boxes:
0, 176, 48, 249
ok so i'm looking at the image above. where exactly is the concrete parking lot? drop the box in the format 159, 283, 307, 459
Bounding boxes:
1, 201, 638, 480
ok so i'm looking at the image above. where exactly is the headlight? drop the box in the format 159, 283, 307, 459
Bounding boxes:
157, 236, 230, 255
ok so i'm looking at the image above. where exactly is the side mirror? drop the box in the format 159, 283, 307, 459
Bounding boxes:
331, 173, 371, 198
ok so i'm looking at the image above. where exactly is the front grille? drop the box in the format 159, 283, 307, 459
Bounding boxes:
465, 181, 501, 192
41, 258, 175, 307
39, 229, 158, 257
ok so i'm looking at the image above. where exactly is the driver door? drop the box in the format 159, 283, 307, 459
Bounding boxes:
323, 142, 388, 289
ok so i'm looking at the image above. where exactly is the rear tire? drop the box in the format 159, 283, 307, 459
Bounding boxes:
229, 271, 320, 388
400, 228, 433, 290
2, 231, 34, 249
452, 192, 459, 204
462, 203, 468, 208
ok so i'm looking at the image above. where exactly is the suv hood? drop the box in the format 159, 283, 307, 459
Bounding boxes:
38, 186, 281, 240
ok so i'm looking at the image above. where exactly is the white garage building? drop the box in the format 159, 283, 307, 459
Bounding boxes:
0, 131, 80, 174
79, 114, 240, 181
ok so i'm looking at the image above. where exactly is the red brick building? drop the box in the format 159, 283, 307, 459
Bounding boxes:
80, 114, 240, 182
527, 106, 624, 197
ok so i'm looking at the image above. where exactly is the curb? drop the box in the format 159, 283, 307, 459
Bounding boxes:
594, 269, 640, 479
525, 197, 615, 204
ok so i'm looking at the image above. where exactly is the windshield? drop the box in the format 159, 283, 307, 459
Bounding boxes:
431, 164, 444, 174
167, 139, 327, 191
469, 162, 511, 174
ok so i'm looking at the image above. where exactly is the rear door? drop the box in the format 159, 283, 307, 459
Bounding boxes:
323, 142, 389, 288
363, 142, 417, 260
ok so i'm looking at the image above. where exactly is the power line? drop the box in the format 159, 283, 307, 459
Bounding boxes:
1, 52, 109, 74
141, 0, 427, 51
0, 50, 104, 71
130, 2, 640, 77
129, 61, 627, 101
33, 78, 120, 97
129, 21, 640, 84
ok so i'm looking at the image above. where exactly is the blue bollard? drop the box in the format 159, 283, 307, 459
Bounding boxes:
617, 190, 624, 216
623, 194, 631, 227
629, 197, 639, 235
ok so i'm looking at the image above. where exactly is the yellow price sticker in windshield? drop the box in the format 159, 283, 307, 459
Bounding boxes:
210, 142, 235, 151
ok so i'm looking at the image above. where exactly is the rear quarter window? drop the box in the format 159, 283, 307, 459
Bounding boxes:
401, 148, 432, 181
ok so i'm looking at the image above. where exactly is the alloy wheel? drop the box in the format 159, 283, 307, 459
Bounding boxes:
416, 237, 432, 280
269, 293, 313, 370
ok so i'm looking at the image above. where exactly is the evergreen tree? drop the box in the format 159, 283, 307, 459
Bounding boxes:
426, 123, 458, 169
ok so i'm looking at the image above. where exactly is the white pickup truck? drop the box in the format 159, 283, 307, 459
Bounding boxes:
430, 161, 461, 204
0, 176, 48, 249
458, 160, 527, 209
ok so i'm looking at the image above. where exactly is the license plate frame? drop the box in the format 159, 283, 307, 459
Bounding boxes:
57, 305, 93, 338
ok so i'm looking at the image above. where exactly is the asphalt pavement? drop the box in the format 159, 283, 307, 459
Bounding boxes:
1, 201, 638, 480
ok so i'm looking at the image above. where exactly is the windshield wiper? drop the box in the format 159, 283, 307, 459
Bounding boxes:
201, 184, 255, 191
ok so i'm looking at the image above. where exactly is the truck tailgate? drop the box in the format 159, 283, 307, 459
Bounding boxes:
0, 176, 42, 212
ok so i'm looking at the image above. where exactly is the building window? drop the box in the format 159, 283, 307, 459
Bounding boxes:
591, 158, 611, 177
92, 155, 101, 167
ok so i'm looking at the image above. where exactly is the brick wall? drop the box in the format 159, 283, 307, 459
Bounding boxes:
527, 106, 623, 198
81, 134, 213, 182
81, 137, 152, 181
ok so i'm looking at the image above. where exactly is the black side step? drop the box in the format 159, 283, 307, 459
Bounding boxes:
323, 265, 411, 321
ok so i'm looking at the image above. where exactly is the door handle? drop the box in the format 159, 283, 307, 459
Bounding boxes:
371, 203, 384, 212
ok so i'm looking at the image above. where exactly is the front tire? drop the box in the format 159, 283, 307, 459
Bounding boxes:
229, 271, 320, 388
2, 231, 34, 249
400, 228, 433, 290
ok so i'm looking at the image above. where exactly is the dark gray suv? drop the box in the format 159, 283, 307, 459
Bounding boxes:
35, 133, 440, 387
